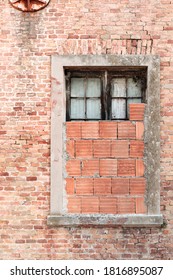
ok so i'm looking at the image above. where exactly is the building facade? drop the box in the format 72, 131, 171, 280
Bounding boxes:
0, 0, 173, 259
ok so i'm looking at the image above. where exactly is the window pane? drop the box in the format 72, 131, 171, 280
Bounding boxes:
112, 99, 126, 119
87, 99, 101, 119
70, 99, 85, 119
111, 78, 126, 97
86, 78, 101, 97
127, 98, 141, 118
71, 78, 85, 97
127, 78, 142, 97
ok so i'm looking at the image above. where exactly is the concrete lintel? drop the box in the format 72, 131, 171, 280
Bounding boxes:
47, 214, 163, 228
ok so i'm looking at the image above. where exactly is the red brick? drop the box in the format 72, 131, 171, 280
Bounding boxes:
136, 159, 145, 177
66, 140, 75, 158
100, 159, 117, 176
66, 160, 81, 176
66, 178, 75, 194
117, 198, 136, 214
76, 140, 93, 158
130, 140, 144, 158
81, 197, 99, 213
94, 178, 111, 195
66, 122, 81, 138
118, 122, 136, 139
117, 159, 136, 176
76, 178, 94, 195
93, 140, 111, 157
112, 178, 129, 195
81, 160, 99, 176
136, 197, 147, 214
68, 197, 81, 213
111, 140, 129, 157
99, 121, 117, 138
129, 103, 146, 121
136, 122, 144, 139
81, 122, 99, 138
130, 178, 146, 195
100, 197, 117, 214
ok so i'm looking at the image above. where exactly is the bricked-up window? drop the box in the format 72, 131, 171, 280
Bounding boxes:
66, 69, 146, 121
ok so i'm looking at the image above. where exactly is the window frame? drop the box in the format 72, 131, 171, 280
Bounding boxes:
48, 55, 163, 227
65, 69, 147, 121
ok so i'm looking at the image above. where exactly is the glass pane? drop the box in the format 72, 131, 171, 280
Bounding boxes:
127, 78, 142, 97
86, 99, 101, 119
86, 78, 101, 97
71, 78, 85, 97
112, 99, 126, 119
111, 78, 126, 97
127, 98, 141, 118
70, 99, 85, 119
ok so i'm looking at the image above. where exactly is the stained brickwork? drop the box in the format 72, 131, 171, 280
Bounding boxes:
0, 0, 173, 259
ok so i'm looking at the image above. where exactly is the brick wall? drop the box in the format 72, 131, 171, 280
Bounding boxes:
66, 104, 146, 215
0, 0, 173, 259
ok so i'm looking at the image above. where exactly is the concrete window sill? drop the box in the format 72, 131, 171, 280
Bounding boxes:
47, 214, 163, 227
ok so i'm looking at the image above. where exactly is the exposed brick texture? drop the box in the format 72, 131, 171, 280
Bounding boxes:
0, 0, 173, 260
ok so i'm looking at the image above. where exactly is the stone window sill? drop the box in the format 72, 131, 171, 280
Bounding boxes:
47, 214, 163, 227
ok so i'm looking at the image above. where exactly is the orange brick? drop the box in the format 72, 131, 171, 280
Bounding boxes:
76, 140, 93, 158
129, 103, 146, 121
68, 197, 81, 213
118, 122, 136, 139
99, 121, 117, 138
66, 122, 81, 138
81, 122, 99, 138
136, 122, 144, 139
81, 160, 99, 176
93, 140, 111, 157
66, 140, 75, 158
130, 178, 146, 195
136, 197, 147, 214
76, 178, 93, 195
117, 159, 136, 176
117, 198, 136, 214
136, 159, 145, 176
66, 178, 75, 194
111, 140, 129, 157
112, 178, 129, 195
81, 197, 99, 213
94, 178, 111, 195
66, 160, 81, 176
100, 159, 117, 176
100, 197, 117, 214
130, 140, 144, 158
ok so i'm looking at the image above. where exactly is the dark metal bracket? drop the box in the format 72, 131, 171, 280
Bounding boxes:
9, 0, 50, 12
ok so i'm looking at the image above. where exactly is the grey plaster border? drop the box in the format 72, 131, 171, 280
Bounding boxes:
47, 214, 163, 227
50, 54, 162, 227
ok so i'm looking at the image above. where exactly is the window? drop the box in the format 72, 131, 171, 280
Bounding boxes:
48, 55, 162, 227
66, 69, 146, 121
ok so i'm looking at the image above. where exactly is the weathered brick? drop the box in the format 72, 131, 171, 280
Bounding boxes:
111, 140, 129, 157
129, 103, 146, 121
76, 140, 93, 158
130, 140, 144, 158
118, 122, 136, 139
94, 178, 111, 195
100, 159, 117, 176
93, 140, 111, 157
112, 178, 129, 195
117, 159, 136, 176
99, 121, 117, 138
76, 178, 94, 195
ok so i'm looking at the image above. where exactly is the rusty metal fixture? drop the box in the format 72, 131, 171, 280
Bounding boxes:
9, 0, 50, 12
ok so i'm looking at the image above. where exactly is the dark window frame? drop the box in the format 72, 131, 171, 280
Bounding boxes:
65, 68, 147, 121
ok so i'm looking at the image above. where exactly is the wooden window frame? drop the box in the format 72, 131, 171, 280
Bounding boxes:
66, 69, 147, 121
